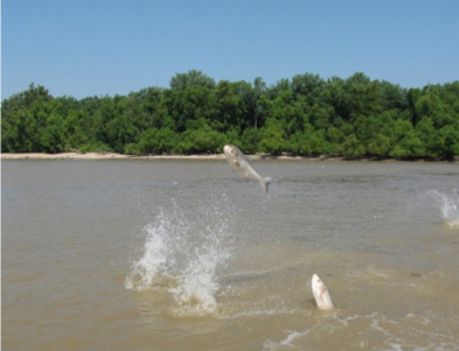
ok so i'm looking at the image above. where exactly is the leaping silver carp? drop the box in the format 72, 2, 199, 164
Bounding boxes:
311, 273, 335, 311
223, 144, 272, 192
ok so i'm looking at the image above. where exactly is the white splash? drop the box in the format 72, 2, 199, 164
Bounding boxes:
125, 198, 233, 316
430, 190, 459, 227
124, 210, 174, 290
169, 243, 230, 316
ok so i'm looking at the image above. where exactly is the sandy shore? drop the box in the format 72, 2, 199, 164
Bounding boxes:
0, 152, 226, 160
1, 152, 456, 162
1, 152, 328, 161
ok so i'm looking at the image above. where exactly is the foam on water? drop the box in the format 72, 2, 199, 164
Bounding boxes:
429, 189, 459, 227
125, 197, 232, 316
263, 312, 459, 351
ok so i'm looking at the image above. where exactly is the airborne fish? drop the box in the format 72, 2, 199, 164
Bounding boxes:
311, 273, 335, 311
223, 144, 272, 192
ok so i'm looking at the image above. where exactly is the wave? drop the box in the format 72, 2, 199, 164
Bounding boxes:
263, 312, 459, 351
218, 307, 303, 320
125, 196, 233, 316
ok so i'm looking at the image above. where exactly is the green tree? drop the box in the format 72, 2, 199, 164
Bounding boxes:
259, 118, 287, 155
178, 119, 226, 154
166, 71, 217, 132
213, 80, 252, 132
125, 128, 178, 155
241, 127, 262, 154
2, 73, 458, 160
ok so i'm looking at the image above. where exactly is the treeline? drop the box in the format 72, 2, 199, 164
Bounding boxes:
2, 70, 459, 160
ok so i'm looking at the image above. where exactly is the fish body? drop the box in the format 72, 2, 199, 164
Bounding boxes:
223, 145, 272, 192
311, 273, 335, 311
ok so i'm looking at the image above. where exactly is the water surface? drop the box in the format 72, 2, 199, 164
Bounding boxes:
2, 160, 459, 350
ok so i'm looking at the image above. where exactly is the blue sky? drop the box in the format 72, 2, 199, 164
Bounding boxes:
2, 0, 459, 99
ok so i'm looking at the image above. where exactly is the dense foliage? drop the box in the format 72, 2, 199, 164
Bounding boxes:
2, 70, 459, 160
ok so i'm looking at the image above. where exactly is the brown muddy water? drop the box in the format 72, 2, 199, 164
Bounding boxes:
2, 160, 459, 351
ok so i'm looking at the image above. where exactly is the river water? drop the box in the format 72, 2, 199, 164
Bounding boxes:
2, 160, 459, 351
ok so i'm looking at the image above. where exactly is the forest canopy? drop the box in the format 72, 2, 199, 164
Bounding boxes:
2, 70, 459, 160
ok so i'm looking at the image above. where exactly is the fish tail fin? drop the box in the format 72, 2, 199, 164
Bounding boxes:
260, 177, 273, 193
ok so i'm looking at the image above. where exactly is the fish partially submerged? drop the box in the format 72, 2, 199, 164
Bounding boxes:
223, 144, 272, 192
311, 273, 335, 311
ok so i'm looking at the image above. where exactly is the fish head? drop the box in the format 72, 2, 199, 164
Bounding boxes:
311, 273, 329, 297
311, 274, 323, 291
223, 145, 239, 160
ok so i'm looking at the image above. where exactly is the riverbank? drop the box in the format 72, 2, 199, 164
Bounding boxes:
1, 152, 457, 162
0, 152, 226, 160
0, 152, 325, 161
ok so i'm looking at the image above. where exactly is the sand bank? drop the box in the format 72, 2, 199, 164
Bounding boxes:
0, 152, 330, 161
0, 152, 228, 160
2, 152, 455, 161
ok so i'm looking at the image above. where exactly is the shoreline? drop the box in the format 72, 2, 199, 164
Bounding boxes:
1, 152, 457, 162
0, 152, 319, 161
0, 152, 226, 160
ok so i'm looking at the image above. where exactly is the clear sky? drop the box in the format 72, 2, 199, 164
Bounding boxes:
2, 0, 459, 99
